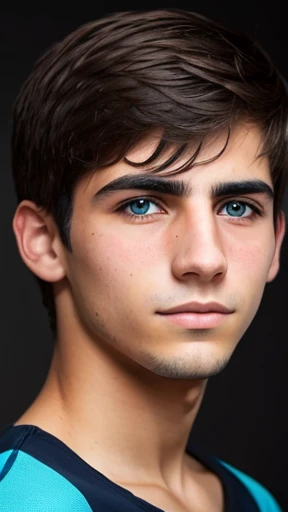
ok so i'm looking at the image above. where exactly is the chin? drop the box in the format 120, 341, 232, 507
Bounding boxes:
142, 351, 232, 380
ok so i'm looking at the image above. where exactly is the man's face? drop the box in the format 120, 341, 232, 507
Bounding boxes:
62, 123, 284, 379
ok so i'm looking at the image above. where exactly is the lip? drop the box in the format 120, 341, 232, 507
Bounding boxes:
156, 302, 234, 329
157, 301, 234, 315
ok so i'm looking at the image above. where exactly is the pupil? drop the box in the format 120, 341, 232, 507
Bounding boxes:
228, 201, 245, 216
131, 199, 150, 215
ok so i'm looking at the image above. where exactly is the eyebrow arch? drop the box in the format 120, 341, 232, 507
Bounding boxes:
92, 174, 274, 201
211, 180, 274, 199
93, 175, 192, 199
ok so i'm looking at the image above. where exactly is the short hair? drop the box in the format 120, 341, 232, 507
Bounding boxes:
11, 9, 288, 338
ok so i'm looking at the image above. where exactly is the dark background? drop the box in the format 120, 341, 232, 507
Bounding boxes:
1, 2, 287, 509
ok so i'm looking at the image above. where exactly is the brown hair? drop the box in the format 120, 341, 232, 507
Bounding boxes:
11, 9, 288, 338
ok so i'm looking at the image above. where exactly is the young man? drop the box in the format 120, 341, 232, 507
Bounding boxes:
0, 8, 287, 512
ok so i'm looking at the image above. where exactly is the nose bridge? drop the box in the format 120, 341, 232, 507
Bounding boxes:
172, 203, 227, 280
191, 207, 221, 249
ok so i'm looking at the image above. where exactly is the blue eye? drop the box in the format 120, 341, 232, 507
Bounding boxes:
123, 198, 161, 216
220, 201, 253, 217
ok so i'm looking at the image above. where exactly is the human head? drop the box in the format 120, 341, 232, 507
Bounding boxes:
11, 9, 288, 338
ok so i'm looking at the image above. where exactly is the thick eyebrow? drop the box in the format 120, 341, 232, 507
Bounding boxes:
92, 175, 274, 201
211, 180, 274, 199
93, 175, 192, 199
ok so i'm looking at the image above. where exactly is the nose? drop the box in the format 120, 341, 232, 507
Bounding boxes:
171, 208, 228, 283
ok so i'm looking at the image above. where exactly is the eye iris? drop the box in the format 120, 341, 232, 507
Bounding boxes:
227, 201, 246, 216
130, 199, 150, 215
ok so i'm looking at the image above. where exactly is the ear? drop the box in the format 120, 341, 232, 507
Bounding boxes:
12, 200, 66, 282
266, 211, 286, 282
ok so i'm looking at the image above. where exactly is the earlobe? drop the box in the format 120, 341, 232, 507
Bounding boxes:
12, 200, 66, 283
266, 211, 286, 283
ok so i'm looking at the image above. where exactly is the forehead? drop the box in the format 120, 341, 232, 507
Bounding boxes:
80, 122, 271, 196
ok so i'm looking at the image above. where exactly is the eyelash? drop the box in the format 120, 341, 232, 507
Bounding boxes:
116, 197, 165, 222
115, 196, 263, 222
218, 200, 262, 223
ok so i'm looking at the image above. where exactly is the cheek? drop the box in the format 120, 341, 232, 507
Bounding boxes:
226, 231, 275, 277
227, 236, 276, 325
69, 229, 165, 339
74, 230, 163, 303
87, 229, 163, 273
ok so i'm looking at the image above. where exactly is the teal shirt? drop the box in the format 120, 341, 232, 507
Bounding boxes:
0, 424, 283, 511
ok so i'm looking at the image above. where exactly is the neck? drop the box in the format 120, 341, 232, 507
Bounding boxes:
15, 328, 207, 490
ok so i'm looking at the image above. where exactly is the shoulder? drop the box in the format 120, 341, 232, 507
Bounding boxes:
218, 459, 283, 511
0, 448, 92, 511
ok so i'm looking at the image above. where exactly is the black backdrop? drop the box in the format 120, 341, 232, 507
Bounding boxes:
1, 2, 288, 510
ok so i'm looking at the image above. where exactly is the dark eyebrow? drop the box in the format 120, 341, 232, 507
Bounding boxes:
211, 180, 274, 199
93, 175, 274, 201
93, 175, 192, 199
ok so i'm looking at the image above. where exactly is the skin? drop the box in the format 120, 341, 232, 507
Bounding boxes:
13, 122, 285, 512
